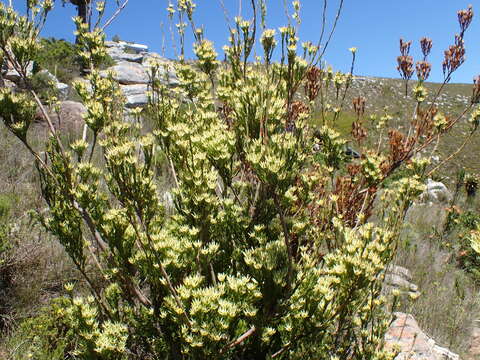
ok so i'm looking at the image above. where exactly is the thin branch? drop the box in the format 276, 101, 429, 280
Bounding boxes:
93, 0, 107, 29
76, 251, 113, 319
87, 0, 93, 29
73, 201, 109, 252
217, 0, 232, 25
250, 0, 257, 41
72, 201, 152, 307
221, 326, 256, 353
273, 193, 293, 289
427, 129, 476, 177
315, 0, 328, 51
272, 342, 291, 358
101, 0, 129, 31
88, 132, 97, 163
168, 152, 180, 188
317, 0, 344, 61
283, 0, 291, 25
332, 50, 356, 124
248, 181, 261, 217
30, 90, 57, 136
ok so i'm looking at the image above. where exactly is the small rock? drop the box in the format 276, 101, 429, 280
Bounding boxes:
385, 312, 459, 360
421, 179, 452, 204
142, 52, 167, 65
105, 40, 123, 48
142, 54, 179, 86
105, 40, 148, 53
3, 62, 33, 83
383, 265, 419, 297
56, 82, 70, 100
124, 42, 149, 53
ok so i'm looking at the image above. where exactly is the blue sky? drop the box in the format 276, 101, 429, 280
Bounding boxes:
9, 0, 480, 83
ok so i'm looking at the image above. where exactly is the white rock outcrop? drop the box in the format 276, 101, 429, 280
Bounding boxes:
120, 84, 149, 108
102, 61, 149, 85
102, 42, 179, 107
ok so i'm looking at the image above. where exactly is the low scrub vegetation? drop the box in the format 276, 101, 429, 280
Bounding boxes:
33, 37, 81, 84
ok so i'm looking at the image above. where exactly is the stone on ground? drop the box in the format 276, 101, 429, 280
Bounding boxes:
385, 312, 459, 360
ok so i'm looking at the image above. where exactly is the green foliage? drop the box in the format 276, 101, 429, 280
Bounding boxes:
448, 210, 480, 277
0, 1, 476, 359
0, 222, 10, 268
33, 37, 81, 84
0, 194, 13, 220
30, 70, 59, 101
9, 294, 128, 360
33, 36, 114, 85
311, 111, 356, 136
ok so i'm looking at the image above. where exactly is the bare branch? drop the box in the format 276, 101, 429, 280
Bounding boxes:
101, 0, 129, 31
316, 0, 328, 52
272, 342, 291, 358
217, 0, 232, 25
273, 193, 294, 289
221, 326, 256, 353
317, 0, 344, 61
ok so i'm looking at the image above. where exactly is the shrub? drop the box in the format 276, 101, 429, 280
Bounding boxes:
29, 70, 60, 101
449, 210, 480, 277
33, 37, 81, 84
0, 1, 478, 359
33, 37, 114, 85
0, 194, 13, 220
0, 193, 13, 266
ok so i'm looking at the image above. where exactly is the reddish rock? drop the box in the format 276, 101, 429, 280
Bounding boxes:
467, 326, 480, 359
385, 313, 459, 360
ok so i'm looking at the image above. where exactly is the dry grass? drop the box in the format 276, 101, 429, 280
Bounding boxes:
396, 202, 480, 357
0, 126, 82, 346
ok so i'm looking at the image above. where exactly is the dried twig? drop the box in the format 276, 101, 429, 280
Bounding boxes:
101, 0, 129, 31
221, 326, 256, 353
